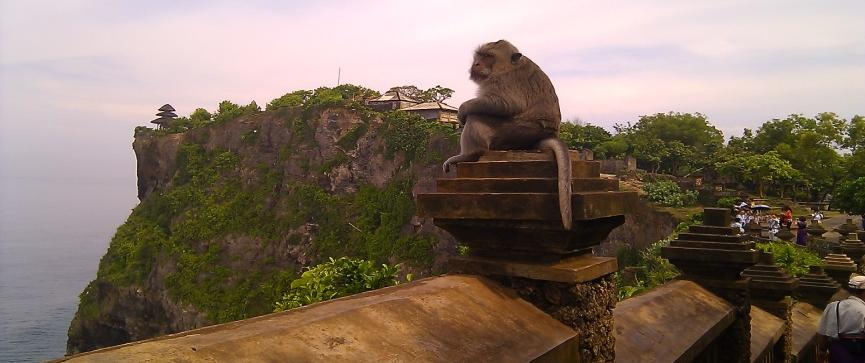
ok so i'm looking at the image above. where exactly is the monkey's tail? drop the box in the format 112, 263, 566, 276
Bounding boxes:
538, 138, 572, 230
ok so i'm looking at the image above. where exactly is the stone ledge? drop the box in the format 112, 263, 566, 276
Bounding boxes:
55, 275, 579, 363
449, 254, 617, 283
750, 306, 785, 363
614, 280, 736, 363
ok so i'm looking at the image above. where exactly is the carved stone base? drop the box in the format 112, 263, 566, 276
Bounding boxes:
492, 274, 617, 363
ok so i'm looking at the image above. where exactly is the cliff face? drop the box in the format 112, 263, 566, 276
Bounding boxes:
67, 99, 462, 354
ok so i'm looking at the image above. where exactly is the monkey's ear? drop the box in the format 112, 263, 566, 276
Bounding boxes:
510, 52, 523, 64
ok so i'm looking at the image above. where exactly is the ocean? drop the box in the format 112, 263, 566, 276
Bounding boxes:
0, 176, 137, 362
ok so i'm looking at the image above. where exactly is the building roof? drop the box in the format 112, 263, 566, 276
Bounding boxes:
150, 117, 172, 125
401, 101, 458, 112
367, 88, 420, 104
156, 111, 178, 118
158, 104, 176, 112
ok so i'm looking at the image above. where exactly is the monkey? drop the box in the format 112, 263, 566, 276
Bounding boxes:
442, 40, 573, 230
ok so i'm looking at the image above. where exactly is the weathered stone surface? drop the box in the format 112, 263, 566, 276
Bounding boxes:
694, 278, 753, 363
842, 232, 865, 262
436, 177, 619, 193
417, 150, 636, 261
456, 159, 600, 179
614, 280, 735, 363
776, 227, 795, 241
806, 220, 828, 237
418, 191, 635, 221
57, 275, 579, 363
790, 302, 822, 363
703, 207, 732, 227
662, 208, 759, 281
479, 150, 584, 161
749, 306, 785, 363
741, 252, 798, 302
797, 266, 841, 306
498, 274, 616, 363
823, 252, 857, 287
836, 218, 860, 236
433, 216, 625, 261
450, 254, 616, 284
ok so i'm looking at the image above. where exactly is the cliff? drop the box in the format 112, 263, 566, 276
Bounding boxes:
67, 87, 462, 354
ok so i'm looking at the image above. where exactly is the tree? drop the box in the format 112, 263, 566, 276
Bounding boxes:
715, 151, 798, 197
395, 85, 454, 102
420, 85, 454, 102
616, 112, 723, 175
189, 108, 212, 127
559, 121, 612, 150
834, 177, 865, 217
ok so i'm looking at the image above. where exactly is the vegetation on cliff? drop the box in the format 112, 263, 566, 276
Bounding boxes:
72, 84, 461, 351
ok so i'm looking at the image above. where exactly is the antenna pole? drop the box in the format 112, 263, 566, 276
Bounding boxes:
337, 67, 341, 86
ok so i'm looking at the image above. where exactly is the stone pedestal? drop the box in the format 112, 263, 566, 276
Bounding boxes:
806, 221, 827, 238
822, 251, 857, 288
661, 207, 760, 362
807, 221, 830, 257
842, 232, 865, 264
417, 150, 637, 363
837, 218, 859, 233
741, 251, 797, 362
796, 266, 841, 307
776, 227, 795, 242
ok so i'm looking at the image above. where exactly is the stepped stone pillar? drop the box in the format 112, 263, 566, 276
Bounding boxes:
822, 247, 858, 288
417, 150, 636, 363
807, 220, 830, 256
661, 207, 760, 363
841, 232, 865, 265
741, 251, 798, 361
836, 218, 859, 236
797, 266, 841, 307
776, 226, 795, 242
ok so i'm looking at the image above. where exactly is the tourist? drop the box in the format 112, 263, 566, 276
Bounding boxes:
816, 275, 865, 362
768, 215, 780, 240
782, 207, 794, 229
731, 217, 744, 234
796, 216, 808, 247
813, 209, 825, 223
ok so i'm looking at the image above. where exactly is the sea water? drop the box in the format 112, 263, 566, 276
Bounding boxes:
0, 176, 137, 362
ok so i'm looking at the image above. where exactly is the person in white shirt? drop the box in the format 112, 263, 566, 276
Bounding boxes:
813, 210, 825, 223
816, 275, 865, 362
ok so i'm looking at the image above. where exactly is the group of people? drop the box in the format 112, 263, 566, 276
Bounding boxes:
729, 201, 824, 247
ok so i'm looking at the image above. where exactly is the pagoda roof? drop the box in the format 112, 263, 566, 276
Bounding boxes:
401, 101, 458, 112
151, 117, 172, 124
158, 104, 176, 112
367, 88, 420, 104
156, 111, 178, 118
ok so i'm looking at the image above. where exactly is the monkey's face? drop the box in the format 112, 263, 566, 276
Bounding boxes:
469, 52, 495, 83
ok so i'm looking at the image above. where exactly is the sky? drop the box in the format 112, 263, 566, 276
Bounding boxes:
1, 0, 864, 182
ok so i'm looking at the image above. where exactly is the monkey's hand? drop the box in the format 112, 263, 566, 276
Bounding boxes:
457, 101, 472, 125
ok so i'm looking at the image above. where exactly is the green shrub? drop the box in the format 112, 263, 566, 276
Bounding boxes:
756, 242, 821, 277
716, 196, 739, 208
643, 180, 698, 207
274, 257, 403, 311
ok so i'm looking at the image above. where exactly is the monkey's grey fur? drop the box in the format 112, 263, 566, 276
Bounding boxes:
443, 40, 572, 230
